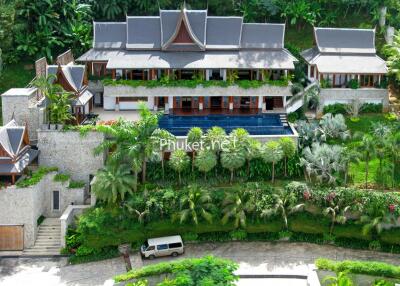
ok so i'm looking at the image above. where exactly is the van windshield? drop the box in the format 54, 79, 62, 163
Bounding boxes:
143, 241, 149, 248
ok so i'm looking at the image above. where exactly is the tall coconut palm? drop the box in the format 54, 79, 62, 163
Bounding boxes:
134, 104, 162, 182
151, 128, 175, 180
195, 149, 217, 180
323, 201, 351, 234
187, 127, 203, 171
278, 137, 296, 177
169, 149, 190, 185
261, 189, 304, 230
357, 134, 375, 189
175, 186, 213, 225
261, 141, 283, 183
92, 162, 136, 205
221, 189, 255, 228
220, 138, 246, 184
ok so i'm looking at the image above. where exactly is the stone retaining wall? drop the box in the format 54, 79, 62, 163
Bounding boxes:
0, 172, 85, 248
318, 88, 389, 114
37, 130, 105, 182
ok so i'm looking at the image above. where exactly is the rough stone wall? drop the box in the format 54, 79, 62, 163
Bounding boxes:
318, 88, 389, 114
1, 94, 45, 142
37, 130, 105, 182
0, 172, 85, 248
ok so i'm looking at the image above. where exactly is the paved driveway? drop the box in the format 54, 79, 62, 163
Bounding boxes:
1, 242, 400, 286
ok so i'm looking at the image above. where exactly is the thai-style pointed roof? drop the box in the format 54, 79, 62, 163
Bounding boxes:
0, 119, 29, 159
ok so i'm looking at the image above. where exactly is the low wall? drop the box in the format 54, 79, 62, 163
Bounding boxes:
60, 205, 91, 248
37, 130, 105, 182
0, 172, 85, 248
104, 84, 292, 98
318, 88, 389, 113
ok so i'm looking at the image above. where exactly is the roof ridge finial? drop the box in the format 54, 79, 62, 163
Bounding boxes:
11, 109, 16, 121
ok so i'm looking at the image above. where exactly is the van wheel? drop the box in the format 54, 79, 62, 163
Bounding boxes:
149, 255, 155, 260
171, 252, 178, 257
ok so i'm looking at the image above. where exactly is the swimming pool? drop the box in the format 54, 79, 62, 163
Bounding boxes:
158, 114, 293, 136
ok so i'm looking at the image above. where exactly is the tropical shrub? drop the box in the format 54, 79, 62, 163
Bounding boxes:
323, 104, 347, 115
16, 167, 58, 188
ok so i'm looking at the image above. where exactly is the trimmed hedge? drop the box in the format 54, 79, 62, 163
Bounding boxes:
316, 258, 400, 279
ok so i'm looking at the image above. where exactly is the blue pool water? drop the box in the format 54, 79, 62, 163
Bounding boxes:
158, 114, 293, 136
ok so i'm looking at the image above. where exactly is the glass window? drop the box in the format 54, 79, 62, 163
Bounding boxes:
157, 244, 168, 250
146, 246, 155, 251
169, 243, 182, 249
119, 97, 147, 102
53, 191, 60, 210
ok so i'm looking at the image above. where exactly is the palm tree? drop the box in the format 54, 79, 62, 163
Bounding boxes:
261, 141, 283, 183
337, 146, 360, 186
385, 30, 400, 82
261, 190, 304, 230
175, 186, 213, 225
169, 149, 190, 185
361, 207, 397, 239
187, 127, 203, 171
204, 126, 227, 154
278, 137, 296, 177
152, 128, 175, 180
244, 138, 261, 176
133, 105, 162, 182
323, 201, 350, 234
386, 132, 400, 189
49, 90, 73, 125
220, 138, 246, 184
357, 134, 375, 189
91, 162, 136, 205
195, 149, 217, 180
221, 189, 255, 228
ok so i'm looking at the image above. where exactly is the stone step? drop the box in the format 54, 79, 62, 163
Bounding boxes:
35, 237, 61, 241
38, 230, 60, 235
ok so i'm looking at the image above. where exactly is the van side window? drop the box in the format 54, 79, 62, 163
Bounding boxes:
146, 246, 155, 251
169, 243, 182, 249
157, 244, 168, 250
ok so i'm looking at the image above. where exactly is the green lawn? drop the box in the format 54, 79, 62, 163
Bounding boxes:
345, 114, 390, 135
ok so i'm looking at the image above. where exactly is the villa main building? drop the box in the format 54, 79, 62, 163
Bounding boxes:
77, 7, 298, 113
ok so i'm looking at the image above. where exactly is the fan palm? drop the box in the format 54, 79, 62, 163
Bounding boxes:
336, 146, 360, 186
221, 189, 255, 228
91, 162, 135, 205
204, 126, 227, 154
220, 138, 246, 184
278, 137, 296, 177
195, 149, 217, 180
187, 127, 203, 171
261, 141, 283, 183
169, 149, 190, 185
175, 186, 213, 225
261, 189, 304, 230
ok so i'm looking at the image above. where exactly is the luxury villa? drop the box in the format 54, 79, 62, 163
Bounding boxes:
76, 7, 298, 114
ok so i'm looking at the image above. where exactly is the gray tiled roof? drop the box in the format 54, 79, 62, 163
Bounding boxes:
0, 120, 25, 158
105, 49, 297, 70
241, 23, 284, 49
186, 10, 207, 44
206, 17, 243, 49
126, 17, 161, 50
93, 22, 126, 49
300, 47, 319, 63
314, 27, 376, 54
47, 65, 86, 92
0, 149, 39, 174
160, 10, 180, 45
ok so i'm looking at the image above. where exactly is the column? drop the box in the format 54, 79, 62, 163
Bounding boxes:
221, 69, 227, 81
258, 96, 263, 109
283, 95, 287, 108
205, 70, 211, 81
168, 96, 174, 110
115, 97, 120, 111
229, 96, 234, 111
199, 96, 204, 111
307, 65, 311, 79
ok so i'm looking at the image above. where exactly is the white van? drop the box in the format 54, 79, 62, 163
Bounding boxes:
140, 235, 184, 259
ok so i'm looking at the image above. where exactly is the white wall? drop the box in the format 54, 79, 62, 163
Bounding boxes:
104, 96, 116, 110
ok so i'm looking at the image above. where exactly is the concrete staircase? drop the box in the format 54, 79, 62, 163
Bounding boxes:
23, 218, 62, 256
